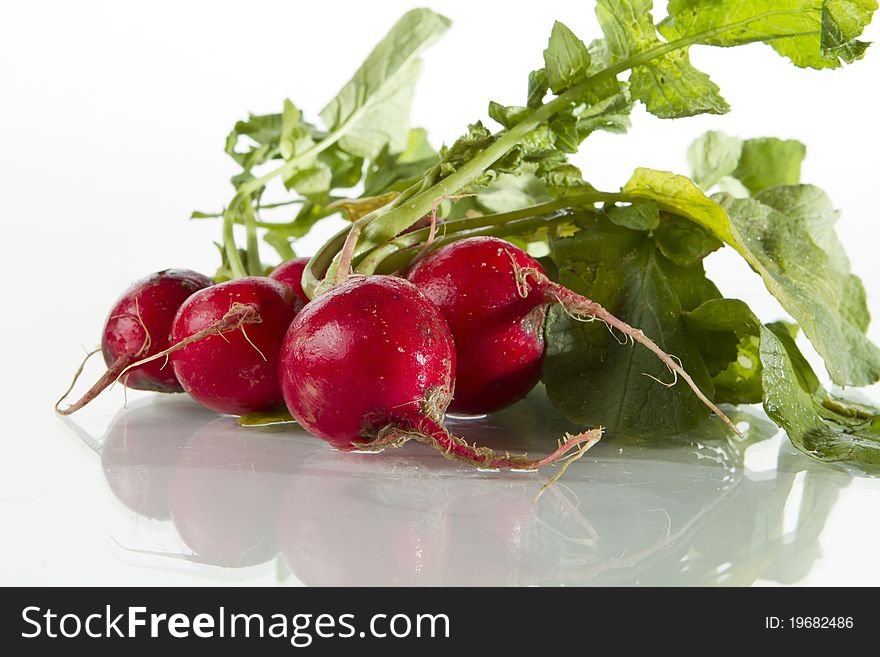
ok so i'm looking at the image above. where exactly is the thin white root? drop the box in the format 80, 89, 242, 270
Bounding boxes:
510, 263, 742, 439
535, 428, 603, 502
114, 302, 262, 385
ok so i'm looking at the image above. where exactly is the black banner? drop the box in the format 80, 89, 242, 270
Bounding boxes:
0, 587, 872, 653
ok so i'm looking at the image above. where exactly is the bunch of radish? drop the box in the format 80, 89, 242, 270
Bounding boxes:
58, 232, 736, 473
56, 2, 880, 478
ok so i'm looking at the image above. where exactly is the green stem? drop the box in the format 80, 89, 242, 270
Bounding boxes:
192, 198, 310, 220
301, 227, 353, 300
359, 19, 821, 248
222, 199, 247, 279
257, 198, 309, 210
355, 192, 624, 275
236, 49, 441, 202
242, 199, 262, 276
301, 14, 821, 296
374, 213, 583, 275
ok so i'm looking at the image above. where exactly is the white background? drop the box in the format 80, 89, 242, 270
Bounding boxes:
2, 1, 879, 585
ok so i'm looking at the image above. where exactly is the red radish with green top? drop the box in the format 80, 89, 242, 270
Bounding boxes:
407, 236, 737, 433
169, 277, 302, 415
407, 236, 545, 415
56, 269, 213, 415
278, 275, 600, 468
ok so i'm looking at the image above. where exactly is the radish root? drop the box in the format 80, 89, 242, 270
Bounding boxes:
514, 265, 741, 438
55, 303, 153, 415
115, 302, 263, 384
355, 415, 602, 473
534, 429, 600, 501
54, 347, 115, 415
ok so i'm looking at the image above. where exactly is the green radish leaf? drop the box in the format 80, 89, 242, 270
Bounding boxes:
622, 168, 738, 243
684, 298, 764, 404
319, 8, 451, 160
714, 335, 764, 405
754, 184, 849, 270
733, 138, 807, 194
654, 214, 723, 266
544, 212, 720, 437
225, 112, 282, 156
333, 60, 422, 160
717, 176, 751, 198
476, 173, 551, 214
658, 0, 877, 69
280, 99, 315, 161
760, 323, 880, 473
628, 49, 730, 119
549, 112, 580, 153
363, 128, 438, 197
605, 202, 660, 231
439, 122, 494, 179
687, 131, 744, 191
595, 0, 729, 118
191, 210, 223, 219
568, 86, 634, 141
687, 132, 806, 194
622, 167, 880, 387
224, 112, 286, 178
396, 127, 438, 163
823, 0, 877, 63
283, 163, 332, 199
535, 164, 588, 195
684, 298, 762, 336
319, 145, 365, 189
238, 407, 296, 426
717, 189, 880, 387
439, 118, 587, 190
263, 232, 296, 261
526, 68, 549, 108
543, 21, 592, 94
586, 38, 614, 73
488, 102, 532, 129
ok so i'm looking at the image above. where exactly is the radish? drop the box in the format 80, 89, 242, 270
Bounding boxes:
407, 236, 545, 415
167, 277, 301, 415
407, 236, 737, 433
278, 275, 601, 469
55, 269, 213, 415
269, 256, 311, 305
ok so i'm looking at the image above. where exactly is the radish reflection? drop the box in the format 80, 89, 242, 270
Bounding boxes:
79, 395, 852, 585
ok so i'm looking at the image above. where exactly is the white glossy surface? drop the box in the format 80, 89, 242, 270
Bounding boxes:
3, 1, 880, 586
4, 390, 879, 586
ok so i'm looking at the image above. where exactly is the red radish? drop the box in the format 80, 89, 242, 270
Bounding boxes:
407, 236, 737, 433
278, 275, 601, 468
269, 257, 311, 305
408, 237, 545, 414
167, 277, 301, 415
55, 269, 213, 415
